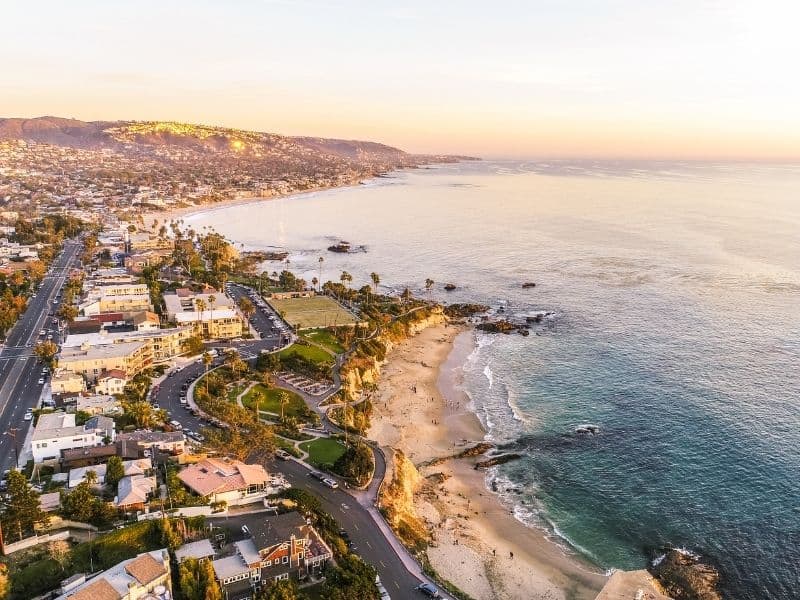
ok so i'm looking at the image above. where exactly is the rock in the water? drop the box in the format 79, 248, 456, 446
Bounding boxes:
443, 283, 457, 291
476, 320, 517, 334
444, 303, 489, 318
650, 549, 722, 600
522, 282, 537, 288
474, 453, 522, 469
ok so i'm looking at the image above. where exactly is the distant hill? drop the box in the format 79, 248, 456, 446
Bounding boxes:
0, 116, 460, 165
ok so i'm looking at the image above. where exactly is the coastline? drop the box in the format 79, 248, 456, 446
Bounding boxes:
369, 323, 607, 600
142, 180, 370, 231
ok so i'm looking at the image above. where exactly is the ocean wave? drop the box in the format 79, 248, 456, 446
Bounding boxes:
483, 364, 494, 388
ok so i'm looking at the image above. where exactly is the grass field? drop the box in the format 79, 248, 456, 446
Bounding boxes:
269, 295, 358, 329
302, 328, 346, 354
278, 343, 335, 366
241, 384, 308, 418
299, 437, 347, 467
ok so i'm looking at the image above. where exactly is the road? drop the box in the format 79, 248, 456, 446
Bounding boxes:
155, 284, 446, 598
0, 240, 81, 471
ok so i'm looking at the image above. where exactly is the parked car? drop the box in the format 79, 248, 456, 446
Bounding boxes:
37, 378, 45, 385
309, 471, 326, 482
23, 410, 33, 421
275, 450, 290, 461
169, 420, 183, 430
416, 583, 440, 598
322, 478, 339, 489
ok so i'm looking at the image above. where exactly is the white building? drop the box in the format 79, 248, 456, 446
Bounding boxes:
31, 413, 116, 463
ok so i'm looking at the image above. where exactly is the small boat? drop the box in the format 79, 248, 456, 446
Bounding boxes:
575, 424, 600, 435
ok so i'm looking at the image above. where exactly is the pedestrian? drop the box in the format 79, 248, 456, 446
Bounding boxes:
510, 551, 514, 559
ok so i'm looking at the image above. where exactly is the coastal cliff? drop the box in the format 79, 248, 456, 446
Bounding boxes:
340, 307, 447, 399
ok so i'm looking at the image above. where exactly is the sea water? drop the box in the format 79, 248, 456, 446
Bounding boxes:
186, 160, 800, 599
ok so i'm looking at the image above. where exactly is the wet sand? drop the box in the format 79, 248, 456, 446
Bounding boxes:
370, 324, 607, 600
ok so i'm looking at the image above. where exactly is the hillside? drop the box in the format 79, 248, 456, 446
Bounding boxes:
0, 116, 454, 166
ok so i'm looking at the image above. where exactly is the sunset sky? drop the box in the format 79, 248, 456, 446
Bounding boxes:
2, 0, 799, 159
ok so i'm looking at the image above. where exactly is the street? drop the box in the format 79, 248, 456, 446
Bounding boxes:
0, 240, 81, 472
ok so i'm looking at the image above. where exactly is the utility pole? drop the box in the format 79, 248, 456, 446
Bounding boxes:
6, 429, 19, 468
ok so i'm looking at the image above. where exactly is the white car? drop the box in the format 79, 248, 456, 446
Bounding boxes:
23, 411, 33, 421
322, 478, 339, 489
37, 378, 45, 385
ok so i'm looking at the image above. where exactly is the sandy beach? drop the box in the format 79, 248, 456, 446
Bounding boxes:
370, 324, 608, 600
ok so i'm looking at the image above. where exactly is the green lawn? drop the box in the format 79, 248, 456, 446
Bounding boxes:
240, 384, 308, 418
299, 437, 347, 467
278, 343, 335, 366
269, 295, 359, 329
226, 382, 248, 402
302, 328, 345, 354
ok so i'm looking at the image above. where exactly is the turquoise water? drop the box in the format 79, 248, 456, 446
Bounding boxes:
187, 161, 800, 598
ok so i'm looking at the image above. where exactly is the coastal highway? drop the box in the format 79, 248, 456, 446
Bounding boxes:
0, 240, 81, 471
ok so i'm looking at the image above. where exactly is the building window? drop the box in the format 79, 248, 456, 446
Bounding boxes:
282, 556, 288, 564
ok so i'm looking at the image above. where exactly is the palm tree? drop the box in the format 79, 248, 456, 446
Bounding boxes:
251, 390, 263, 419
318, 256, 324, 291
207, 294, 216, 337
278, 391, 290, 422
195, 299, 207, 338
84, 470, 98, 486
311, 276, 318, 291
370, 272, 380, 295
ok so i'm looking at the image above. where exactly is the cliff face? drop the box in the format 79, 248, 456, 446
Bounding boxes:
379, 450, 428, 552
341, 309, 446, 398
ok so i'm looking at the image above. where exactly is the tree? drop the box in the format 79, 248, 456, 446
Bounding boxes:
339, 271, 352, 289
237, 296, 255, 321
195, 298, 207, 337
321, 554, 379, 600
401, 287, 412, 306
33, 340, 58, 366
84, 469, 99, 486
58, 304, 79, 321
122, 400, 157, 428
259, 579, 301, 600
1, 470, 49, 541
207, 294, 216, 330
181, 558, 223, 600
332, 443, 375, 485
278, 391, 291, 422
311, 276, 318, 291
318, 256, 324, 291
370, 272, 380, 295
105, 456, 125, 489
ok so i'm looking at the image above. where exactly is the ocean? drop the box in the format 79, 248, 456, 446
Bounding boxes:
185, 160, 800, 599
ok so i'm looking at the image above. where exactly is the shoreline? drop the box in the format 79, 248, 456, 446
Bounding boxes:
142, 179, 370, 231
369, 323, 607, 600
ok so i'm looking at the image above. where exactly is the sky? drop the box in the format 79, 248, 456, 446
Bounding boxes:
2, 0, 799, 159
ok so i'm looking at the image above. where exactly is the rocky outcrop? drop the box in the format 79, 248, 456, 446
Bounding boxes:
379, 450, 429, 552
650, 550, 722, 600
443, 283, 457, 291
476, 320, 518, 334
474, 453, 522, 469
521, 282, 537, 288
443, 303, 489, 318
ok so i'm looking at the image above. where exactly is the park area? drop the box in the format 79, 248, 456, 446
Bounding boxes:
299, 437, 348, 467
240, 384, 308, 419
269, 295, 359, 329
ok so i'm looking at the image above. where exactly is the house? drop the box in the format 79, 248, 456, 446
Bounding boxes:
177, 458, 272, 504
50, 371, 86, 394
75, 393, 122, 416
31, 413, 116, 464
117, 430, 185, 455
68, 457, 152, 488
173, 308, 245, 340
115, 474, 157, 510
212, 512, 332, 599
175, 539, 216, 564
95, 370, 128, 395
55, 549, 171, 600
132, 311, 160, 331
